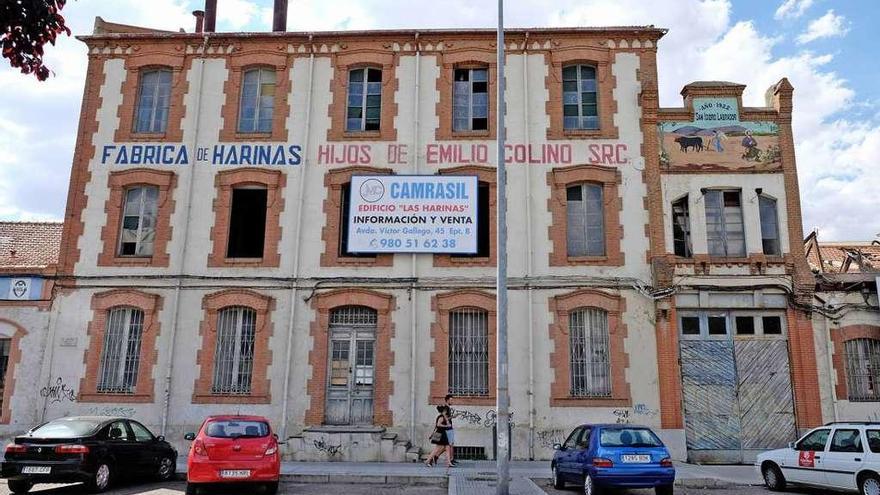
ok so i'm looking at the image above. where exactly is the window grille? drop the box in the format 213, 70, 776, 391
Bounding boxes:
119, 186, 158, 257
845, 338, 880, 402
562, 65, 598, 130
759, 195, 781, 256
134, 69, 172, 133
212, 307, 257, 395
455, 446, 487, 460
566, 183, 605, 257
97, 307, 144, 394
346, 68, 382, 132
569, 308, 611, 397
672, 196, 692, 257
330, 305, 378, 327
0, 339, 10, 410
238, 68, 276, 133
705, 190, 746, 257
453, 68, 489, 131
448, 308, 489, 396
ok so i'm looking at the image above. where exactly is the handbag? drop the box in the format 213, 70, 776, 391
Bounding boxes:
429, 429, 443, 443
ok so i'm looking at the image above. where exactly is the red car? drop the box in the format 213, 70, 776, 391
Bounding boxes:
184, 415, 280, 495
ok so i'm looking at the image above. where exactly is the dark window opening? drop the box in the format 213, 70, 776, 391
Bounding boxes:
759, 195, 781, 256
453, 68, 489, 132
339, 182, 376, 258
672, 196, 692, 257
226, 188, 267, 258
735, 316, 755, 335
708, 315, 727, 335
453, 182, 490, 258
763, 316, 782, 335
681, 316, 701, 335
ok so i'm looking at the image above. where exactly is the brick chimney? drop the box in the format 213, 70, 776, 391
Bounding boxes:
272, 0, 288, 32
204, 0, 217, 33
193, 10, 205, 33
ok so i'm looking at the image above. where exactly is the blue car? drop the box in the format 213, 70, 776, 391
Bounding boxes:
551, 424, 675, 495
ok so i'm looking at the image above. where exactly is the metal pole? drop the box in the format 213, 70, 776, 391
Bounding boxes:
495, 0, 510, 493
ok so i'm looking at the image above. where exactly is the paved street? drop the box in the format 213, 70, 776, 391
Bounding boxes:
534, 479, 829, 495
1, 482, 447, 495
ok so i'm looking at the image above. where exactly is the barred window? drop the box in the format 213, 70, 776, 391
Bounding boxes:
134, 69, 172, 133
346, 68, 382, 132
672, 196, 692, 257
844, 338, 880, 402
97, 307, 144, 394
238, 68, 276, 133
759, 195, 781, 256
212, 307, 257, 395
562, 65, 598, 130
569, 308, 610, 397
119, 186, 158, 257
453, 68, 488, 132
566, 183, 605, 257
705, 189, 746, 257
448, 308, 489, 396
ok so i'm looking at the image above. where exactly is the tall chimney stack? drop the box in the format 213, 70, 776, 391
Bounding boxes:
204, 0, 217, 33
272, 0, 288, 32
193, 10, 205, 33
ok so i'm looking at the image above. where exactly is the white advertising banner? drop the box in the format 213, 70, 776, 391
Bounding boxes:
347, 175, 479, 253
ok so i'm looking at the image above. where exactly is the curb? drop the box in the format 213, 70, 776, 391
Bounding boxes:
174, 473, 448, 486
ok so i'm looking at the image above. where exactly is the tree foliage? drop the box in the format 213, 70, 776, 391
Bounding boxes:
1, 0, 72, 81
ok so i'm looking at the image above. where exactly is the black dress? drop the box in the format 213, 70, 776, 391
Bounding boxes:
431, 414, 450, 445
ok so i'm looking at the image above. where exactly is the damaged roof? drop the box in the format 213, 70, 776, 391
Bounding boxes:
804, 231, 880, 274
0, 222, 63, 269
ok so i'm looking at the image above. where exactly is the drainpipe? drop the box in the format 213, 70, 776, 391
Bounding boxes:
521, 32, 536, 461
38, 287, 58, 422
160, 34, 209, 436
280, 36, 315, 442
409, 32, 421, 445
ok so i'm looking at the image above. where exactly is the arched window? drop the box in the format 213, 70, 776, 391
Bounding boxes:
212, 307, 257, 395
134, 69, 172, 133
759, 195, 781, 255
569, 308, 610, 397
566, 183, 605, 257
97, 307, 145, 393
452, 67, 488, 131
562, 64, 598, 130
238, 68, 276, 133
118, 186, 158, 257
346, 67, 382, 132
844, 338, 880, 401
448, 307, 489, 396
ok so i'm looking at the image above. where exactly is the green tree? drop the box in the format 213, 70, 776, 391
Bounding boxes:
1, 0, 72, 81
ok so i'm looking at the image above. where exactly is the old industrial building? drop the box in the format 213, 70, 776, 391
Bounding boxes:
0, 1, 878, 464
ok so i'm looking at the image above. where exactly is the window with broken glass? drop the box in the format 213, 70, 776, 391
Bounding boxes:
569, 308, 611, 397
0, 338, 10, 410
212, 307, 257, 395
118, 186, 158, 257
346, 68, 382, 132
562, 65, 599, 130
453, 68, 489, 132
759, 195, 781, 256
134, 69, 172, 133
844, 338, 880, 402
705, 189, 746, 257
238, 68, 276, 133
672, 196, 692, 257
97, 307, 144, 394
448, 308, 489, 396
566, 183, 605, 257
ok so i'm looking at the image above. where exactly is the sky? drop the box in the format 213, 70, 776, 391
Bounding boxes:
0, 0, 878, 241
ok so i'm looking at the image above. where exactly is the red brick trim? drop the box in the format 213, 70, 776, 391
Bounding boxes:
218, 52, 291, 142
0, 318, 26, 424
547, 164, 624, 266
304, 289, 395, 426
655, 304, 683, 428
192, 289, 275, 404
545, 48, 618, 140
787, 308, 823, 428
830, 325, 880, 401
327, 52, 398, 142
435, 48, 497, 141
79, 290, 162, 403
429, 290, 497, 406
320, 166, 394, 267
434, 166, 497, 267
548, 289, 631, 407
207, 168, 285, 268
115, 52, 187, 142
97, 168, 177, 267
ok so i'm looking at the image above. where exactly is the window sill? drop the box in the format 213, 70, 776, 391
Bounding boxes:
435, 255, 494, 267
443, 130, 494, 140
549, 128, 617, 140
435, 395, 496, 406
230, 132, 278, 141
79, 392, 154, 403
102, 256, 159, 266
340, 131, 384, 140
550, 396, 631, 407
126, 132, 168, 141
562, 255, 624, 266
192, 393, 271, 404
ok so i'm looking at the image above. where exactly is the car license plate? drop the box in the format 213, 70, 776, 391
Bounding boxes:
621, 454, 651, 463
21, 466, 51, 474
220, 470, 251, 479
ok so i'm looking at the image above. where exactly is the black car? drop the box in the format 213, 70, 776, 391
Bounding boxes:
1, 416, 177, 494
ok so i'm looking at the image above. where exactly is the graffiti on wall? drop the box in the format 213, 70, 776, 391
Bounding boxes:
40, 377, 76, 404
451, 408, 516, 429
313, 437, 344, 456
85, 406, 136, 418
613, 409, 631, 424
537, 429, 566, 449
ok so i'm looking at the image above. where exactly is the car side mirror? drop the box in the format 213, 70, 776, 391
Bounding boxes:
184, 433, 195, 441
788, 441, 796, 450
552, 443, 563, 451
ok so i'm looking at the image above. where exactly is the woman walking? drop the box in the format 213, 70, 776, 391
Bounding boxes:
425, 405, 453, 467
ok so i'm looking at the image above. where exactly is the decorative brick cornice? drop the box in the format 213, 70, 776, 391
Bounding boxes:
327, 50, 399, 142
434, 166, 497, 268
830, 324, 880, 401
0, 319, 26, 424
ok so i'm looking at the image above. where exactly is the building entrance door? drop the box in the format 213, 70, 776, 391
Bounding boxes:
325, 306, 376, 425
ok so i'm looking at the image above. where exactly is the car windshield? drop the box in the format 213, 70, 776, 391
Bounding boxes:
29, 419, 103, 439
205, 420, 269, 439
599, 427, 663, 448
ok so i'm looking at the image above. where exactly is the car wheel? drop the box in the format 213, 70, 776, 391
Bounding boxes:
156, 456, 175, 481
265, 481, 279, 495
86, 462, 112, 493
762, 463, 787, 491
552, 465, 565, 489
185, 482, 200, 495
861, 473, 880, 495
655, 483, 674, 495
7, 480, 34, 494
583, 473, 601, 495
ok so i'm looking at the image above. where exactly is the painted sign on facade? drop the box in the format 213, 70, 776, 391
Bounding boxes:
346, 175, 478, 254
659, 97, 781, 171
1, 277, 42, 301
